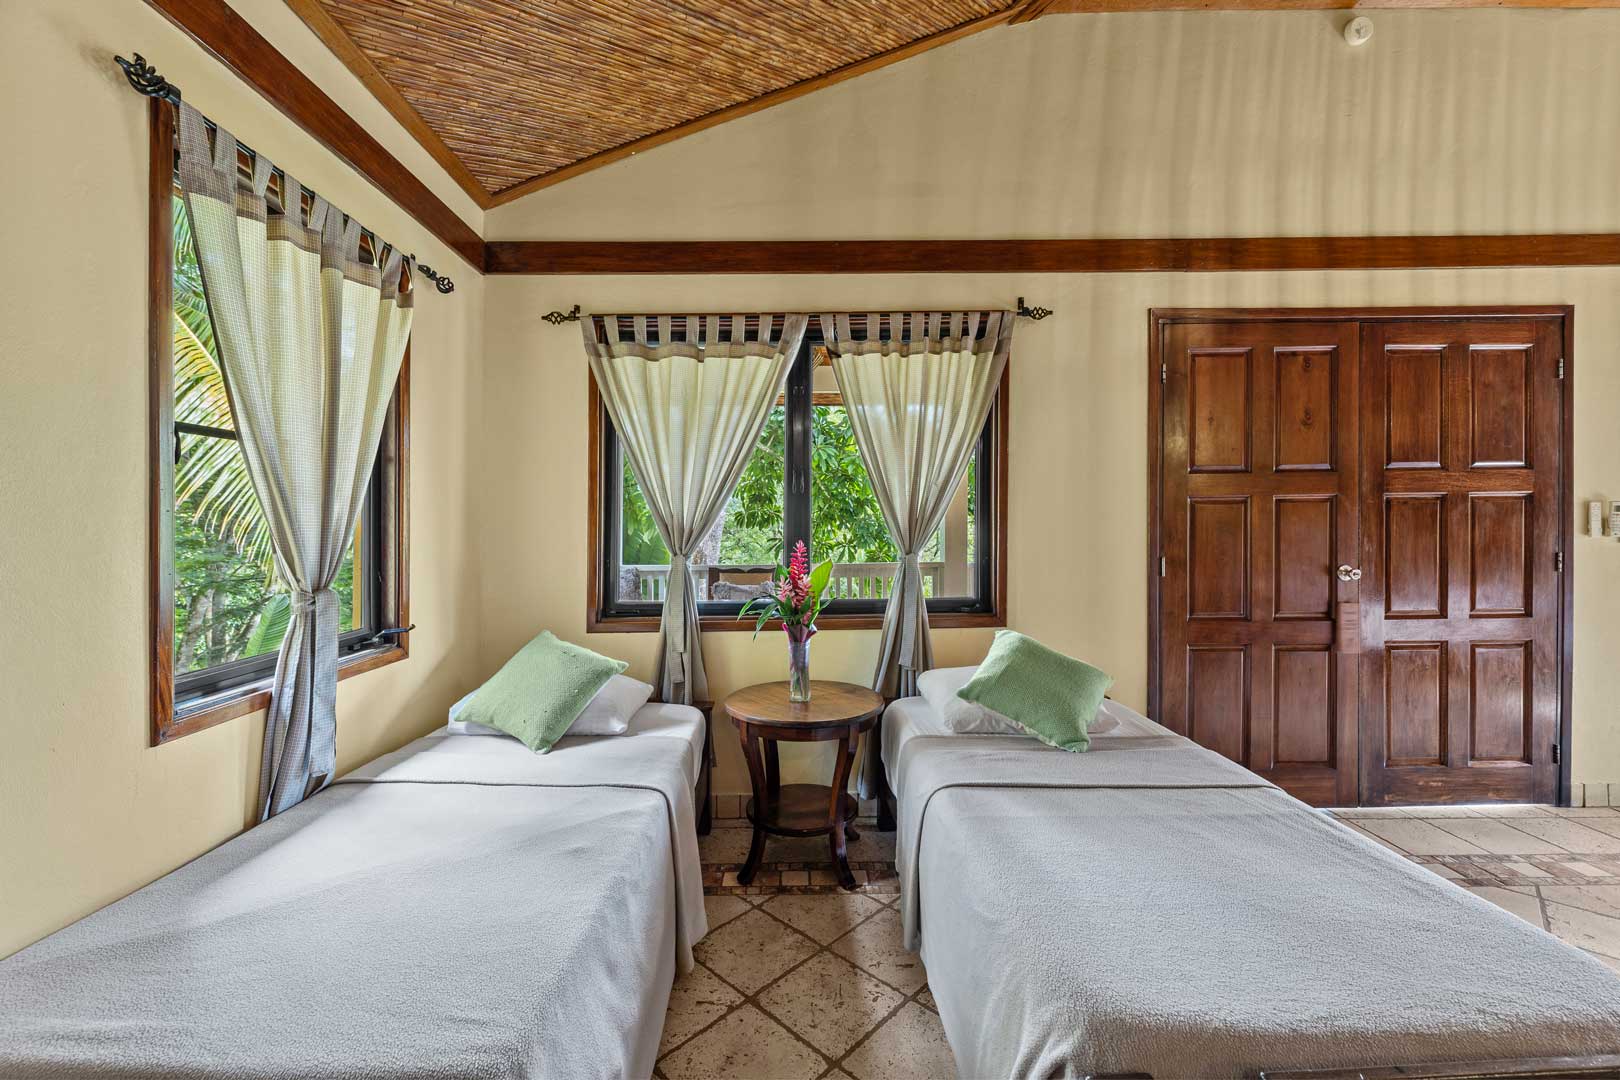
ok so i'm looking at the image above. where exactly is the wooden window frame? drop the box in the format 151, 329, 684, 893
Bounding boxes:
585, 322, 1009, 634
148, 100, 411, 746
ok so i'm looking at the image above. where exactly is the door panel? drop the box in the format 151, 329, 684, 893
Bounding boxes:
1161, 320, 1361, 806
1358, 318, 1562, 805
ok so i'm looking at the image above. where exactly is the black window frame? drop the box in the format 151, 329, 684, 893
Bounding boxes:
596, 320, 1001, 624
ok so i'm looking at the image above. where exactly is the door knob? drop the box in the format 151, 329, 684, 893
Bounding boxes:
1337, 564, 1362, 582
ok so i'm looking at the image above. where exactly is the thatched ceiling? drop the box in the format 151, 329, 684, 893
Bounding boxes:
287, 0, 1028, 207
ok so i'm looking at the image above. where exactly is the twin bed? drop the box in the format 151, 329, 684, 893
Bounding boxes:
0, 703, 708, 1080
882, 695, 1620, 1078
7, 688, 1620, 1079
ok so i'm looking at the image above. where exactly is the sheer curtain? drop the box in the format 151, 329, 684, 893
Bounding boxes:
821, 312, 1013, 787
176, 103, 414, 820
584, 314, 808, 704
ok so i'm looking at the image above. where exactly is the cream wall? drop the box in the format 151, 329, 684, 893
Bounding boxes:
480, 10, 1620, 796
0, 0, 484, 957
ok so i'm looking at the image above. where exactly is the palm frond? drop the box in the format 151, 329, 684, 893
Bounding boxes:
170, 198, 275, 582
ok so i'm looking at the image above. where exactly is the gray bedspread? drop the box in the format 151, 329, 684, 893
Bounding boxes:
895, 724, 1620, 1078
0, 730, 706, 1080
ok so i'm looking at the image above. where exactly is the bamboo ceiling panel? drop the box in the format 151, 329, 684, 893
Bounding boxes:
307, 0, 1019, 200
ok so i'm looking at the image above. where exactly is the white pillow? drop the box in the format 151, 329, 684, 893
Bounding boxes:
917, 666, 1119, 736
447, 673, 654, 738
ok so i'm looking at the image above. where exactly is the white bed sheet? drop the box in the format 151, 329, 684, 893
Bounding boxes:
881, 694, 1163, 795
440, 700, 706, 788
0, 718, 708, 1080
885, 695, 1620, 1076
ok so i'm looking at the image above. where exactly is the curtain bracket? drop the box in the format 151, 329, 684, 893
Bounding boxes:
1016, 297, 1053, 321
544, 304, 583, 325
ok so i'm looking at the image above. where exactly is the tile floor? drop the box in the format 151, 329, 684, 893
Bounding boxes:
662, 806, 1620, 1079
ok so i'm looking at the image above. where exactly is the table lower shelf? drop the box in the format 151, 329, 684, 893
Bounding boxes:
746, 783, 858, 837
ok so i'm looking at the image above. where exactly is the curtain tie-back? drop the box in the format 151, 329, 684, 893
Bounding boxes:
895, 551, 925, 668
664, 552, 692, 682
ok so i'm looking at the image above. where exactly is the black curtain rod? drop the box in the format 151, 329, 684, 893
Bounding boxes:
115, 53, 454, 295
543, 300, 1054, 326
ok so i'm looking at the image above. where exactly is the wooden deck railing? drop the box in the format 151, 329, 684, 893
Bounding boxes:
625, 562, 948, 602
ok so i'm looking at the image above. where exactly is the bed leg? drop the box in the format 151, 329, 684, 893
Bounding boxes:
696, 698, 714, 836
878, 793, 897, 832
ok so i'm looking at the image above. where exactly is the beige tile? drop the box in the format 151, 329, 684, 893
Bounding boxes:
830, 907, 927, 994
1545, 901, 1620, 959
1356, 818, 1489, 856
659, 1005, 825, 1080
1539, 885, 1620, 919
1502, 816, 1620, 854
1330, 807, 1412, 819
1424, 862, 1466, 880
762, 893, 886, 945
781, 870, 809, 886
843, 1002, 956, 1080
823, 1071, 858, 1080
694, 908, 818, 995
1587, 950, 1620, 975
766, 834, 841, 863
758, 952, 904, 1058
1550, 805, 1620, 818
1562, 861, 1617, 878
1464, 886, 1546, 929
915, 988, 938, 1013
1401, 805, 1484, 818
705, 893, 754, 931
1338, 821, 1409, 855
699, 827, 757, 865
848, 829, 897, 864
1572, 815, 1620, 839
1428, 818, 1566, 855
1505, 861, 1553, 878
1470, 804, 1555, 817
659, 963, 745, 1057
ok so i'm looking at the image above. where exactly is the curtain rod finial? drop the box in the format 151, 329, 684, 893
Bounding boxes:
414, 262, 454, 293
115, 53, 180, 103
543, 304, 582, 325
1016, 297, 1052, 321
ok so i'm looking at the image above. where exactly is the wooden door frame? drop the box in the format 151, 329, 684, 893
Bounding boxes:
1148, 306, 1574, 805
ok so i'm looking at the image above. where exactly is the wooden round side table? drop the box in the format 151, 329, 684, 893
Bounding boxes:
722, 680, 885, 890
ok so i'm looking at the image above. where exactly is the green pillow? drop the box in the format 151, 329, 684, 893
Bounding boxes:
458, 631, 628, 753
956, 630, 1113, 752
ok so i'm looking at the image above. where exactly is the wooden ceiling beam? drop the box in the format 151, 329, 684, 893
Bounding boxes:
142, 0, 484, 266
483, 234, 1620, 275
1025, 0, 1620, 12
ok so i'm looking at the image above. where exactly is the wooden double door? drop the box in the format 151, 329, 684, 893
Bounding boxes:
1153, 310, 1569, 807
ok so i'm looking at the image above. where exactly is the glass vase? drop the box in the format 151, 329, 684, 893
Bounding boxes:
785, 625, 814, 702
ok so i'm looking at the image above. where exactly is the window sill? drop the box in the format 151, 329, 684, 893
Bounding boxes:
156, 642, 409, 745
586, 612, 1005, 634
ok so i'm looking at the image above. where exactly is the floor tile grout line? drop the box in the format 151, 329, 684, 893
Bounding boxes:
827, 981, 925, 1077
747, 893, 934, 1076
1497, 813, 1620, 854
667, 896, 900, 1073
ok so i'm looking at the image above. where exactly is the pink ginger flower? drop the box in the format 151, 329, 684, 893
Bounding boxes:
785, 540, 811, 607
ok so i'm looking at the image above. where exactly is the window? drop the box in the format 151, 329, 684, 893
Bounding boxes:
591, 324, 1006, 631
150, 105, 408, 744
